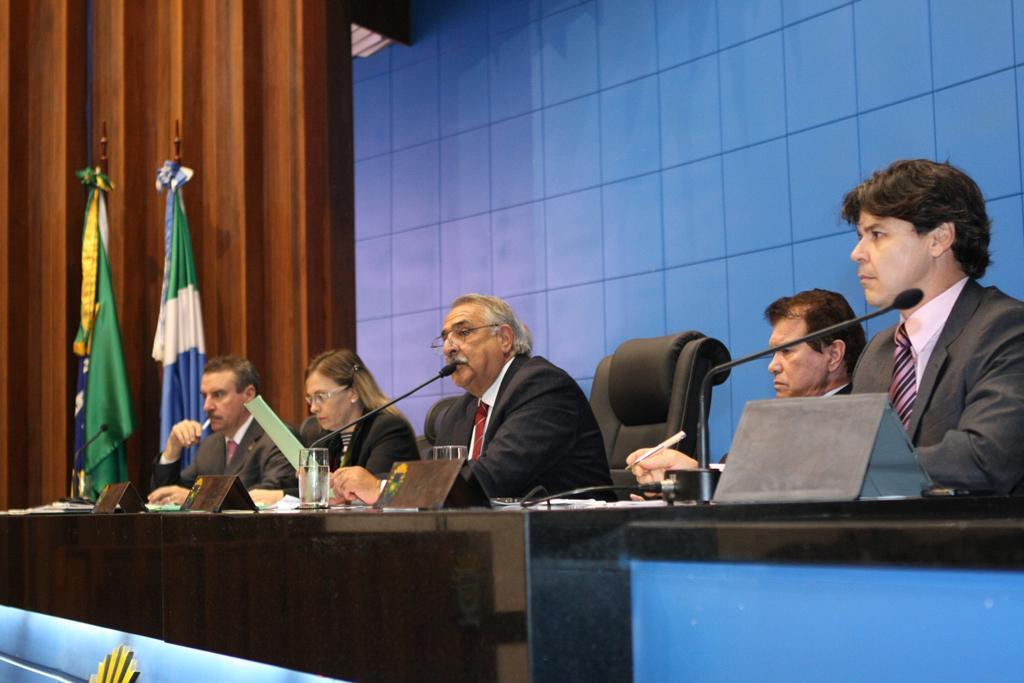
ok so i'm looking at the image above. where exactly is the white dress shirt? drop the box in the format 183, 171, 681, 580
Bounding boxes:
901, 277, 968, 387
467, 356, 516, 458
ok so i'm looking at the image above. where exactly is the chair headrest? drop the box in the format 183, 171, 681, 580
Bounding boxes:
608, 332, 703, 425
423, 396, 459, 445
299, 415, 322, 443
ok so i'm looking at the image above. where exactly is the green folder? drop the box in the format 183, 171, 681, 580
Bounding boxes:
244, 395, 304, 469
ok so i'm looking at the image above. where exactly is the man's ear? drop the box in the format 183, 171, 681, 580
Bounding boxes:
498, 324, 515, 353
242, 384, 257, 401
930, 221, 956, 257
826, 339, 846, 373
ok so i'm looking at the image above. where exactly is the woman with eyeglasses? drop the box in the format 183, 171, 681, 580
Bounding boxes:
248, 349, 418, 505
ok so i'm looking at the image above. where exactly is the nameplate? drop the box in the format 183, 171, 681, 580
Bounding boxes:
376, 460, 491, 510
180, 475, 257, 512
714, 393, 932, 503
93, 481, 147, 514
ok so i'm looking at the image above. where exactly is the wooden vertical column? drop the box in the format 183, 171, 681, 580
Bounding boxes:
0, 0, 87, 507
305, 0, 356, 364
258, 0, 309, 420
238, 0, 355, 424
174, 0, 356, 428
92, 0, 134, 487
0, 0, 10, 510
91, 0, 165, 488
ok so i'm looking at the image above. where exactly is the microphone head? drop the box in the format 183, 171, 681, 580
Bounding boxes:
439, 362, 461, 377
99, 424, 108, 432
892, 289, 923, 310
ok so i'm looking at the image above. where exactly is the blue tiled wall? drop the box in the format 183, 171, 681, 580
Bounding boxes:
353, 0, 1024, 459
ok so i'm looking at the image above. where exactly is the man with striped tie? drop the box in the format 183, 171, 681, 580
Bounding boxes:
846, 159, 1024, 495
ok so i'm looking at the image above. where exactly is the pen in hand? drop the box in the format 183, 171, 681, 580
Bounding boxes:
630, 430, 686, 467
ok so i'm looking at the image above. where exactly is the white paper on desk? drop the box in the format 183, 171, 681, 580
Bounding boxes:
502, 498, 610, 509
268, 493, 299, 509
545, 498, 609, 508
607, 499, 671, 508
244, 395, 303, 469
24, 502, 95, 514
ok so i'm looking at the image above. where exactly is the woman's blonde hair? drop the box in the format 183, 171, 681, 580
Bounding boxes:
306, 349, 397, 415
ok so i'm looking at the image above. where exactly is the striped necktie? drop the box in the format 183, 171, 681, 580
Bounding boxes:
889, 323, 917, 430
470, 402, 488, 459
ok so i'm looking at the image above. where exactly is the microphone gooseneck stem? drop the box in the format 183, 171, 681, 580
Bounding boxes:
73, 424, 108, 465
310, 363, 458, 449
70, 424, 108, 498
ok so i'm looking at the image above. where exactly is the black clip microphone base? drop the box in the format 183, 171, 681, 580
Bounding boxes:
662, 468, 719, 504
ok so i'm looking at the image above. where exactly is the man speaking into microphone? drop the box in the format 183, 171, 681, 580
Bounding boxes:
330, 294, 611, 503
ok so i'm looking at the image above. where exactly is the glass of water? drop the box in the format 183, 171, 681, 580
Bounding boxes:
298, 447, 330, 509
430, 445, 467, 460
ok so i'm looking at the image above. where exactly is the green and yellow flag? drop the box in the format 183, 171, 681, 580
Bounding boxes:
72, 167, 135, 498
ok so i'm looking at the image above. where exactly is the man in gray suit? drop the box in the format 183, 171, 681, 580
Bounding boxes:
846, 159, 1024, 494
148, 355, 296, 504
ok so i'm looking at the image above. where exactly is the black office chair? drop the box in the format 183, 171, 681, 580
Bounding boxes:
417, 395, 460, 458
590, 331, 731, 495
299, 415, 321, 445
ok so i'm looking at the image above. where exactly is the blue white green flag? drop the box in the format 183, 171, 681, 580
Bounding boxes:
153, 161, 206, 469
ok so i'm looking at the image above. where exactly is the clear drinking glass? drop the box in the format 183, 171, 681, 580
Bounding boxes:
298, 447, 330, 509
430, 445, 467, 460
76, 470, 95, 502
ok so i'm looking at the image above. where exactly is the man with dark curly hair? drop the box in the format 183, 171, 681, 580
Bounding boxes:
846, 159, 1024, 494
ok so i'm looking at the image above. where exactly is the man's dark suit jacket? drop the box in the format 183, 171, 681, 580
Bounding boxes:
853, 279, 1024, 494
434, 355, 612, 498
299, 411, 419, 474
150, 420, 296, 492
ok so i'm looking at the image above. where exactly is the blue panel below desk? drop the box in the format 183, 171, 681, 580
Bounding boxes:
632, 560, 1024, 682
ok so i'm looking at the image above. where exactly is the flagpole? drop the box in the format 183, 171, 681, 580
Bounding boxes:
174, 119, 182, 164
99, 120, 108, 175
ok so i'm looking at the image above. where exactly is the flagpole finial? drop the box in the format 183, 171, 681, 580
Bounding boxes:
173, 120, 182, 164
99, 121, 108, 175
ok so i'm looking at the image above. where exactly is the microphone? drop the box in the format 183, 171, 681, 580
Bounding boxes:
310, 362, 461, 449
68, 424, 108, 500
686, 288, 923, 502
73, 424, 108, 464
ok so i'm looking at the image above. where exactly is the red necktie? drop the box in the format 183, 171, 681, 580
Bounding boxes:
470, 402, 488, 459
889, 323, 917, 430
226, 440, 238, 464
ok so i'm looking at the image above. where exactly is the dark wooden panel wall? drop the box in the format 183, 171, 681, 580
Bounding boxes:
0, 0, 355, 507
